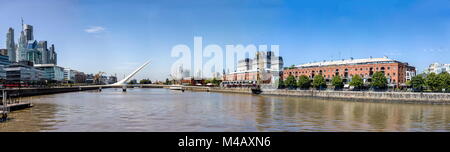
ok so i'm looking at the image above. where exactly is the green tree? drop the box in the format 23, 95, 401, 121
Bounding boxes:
288, 65, 296, 69
350, 75, 364, 90
204, 78, 221, 86
211, 78, 221, 86
165, 78, 170, 85
297, 75, 311, 90
426, 73, 440, 92
438, 72, 450, 92
312, 75, 326, 90
277, 78, 285, 89
129, 79, 137, 84
139, 79, 152, 84
371, 72, 387, 90
410, 75, 425, 92
285, 75, 297, 89
331, 75, 344, 90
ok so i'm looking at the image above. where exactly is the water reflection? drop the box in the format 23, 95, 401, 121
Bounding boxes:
0, 88, 449, 132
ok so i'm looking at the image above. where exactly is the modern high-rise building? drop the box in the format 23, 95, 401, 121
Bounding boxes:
6, 27, 16, 62
4, 61, 44, 84
63, 68, 80, 82
3, 19, 60, 83
0, 53, 10, 79
17, 30, 28, 62
38, 41, 50, 64
26, 40, 42, 64
222, 51, 284, 86
6, 20, 57, 65
0, 52, 10, 66
48, 44, 57, 64
23, 24, 34, 41
34, 64, 64, 81
424, 63, 450, 74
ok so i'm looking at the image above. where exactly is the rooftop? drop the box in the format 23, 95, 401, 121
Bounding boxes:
296, 57, 400, 68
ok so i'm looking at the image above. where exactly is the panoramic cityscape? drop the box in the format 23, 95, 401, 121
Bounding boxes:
0, 0, 449, 135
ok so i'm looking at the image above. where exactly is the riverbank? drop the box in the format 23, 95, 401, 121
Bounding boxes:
1, 85, 111, 98
2, 85, 449, 104
180, 86, 450, 104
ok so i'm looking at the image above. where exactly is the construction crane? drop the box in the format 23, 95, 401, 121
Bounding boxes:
94, 72, 106, 85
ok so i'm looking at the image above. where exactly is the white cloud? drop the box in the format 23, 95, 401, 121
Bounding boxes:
84, 26, 105, 33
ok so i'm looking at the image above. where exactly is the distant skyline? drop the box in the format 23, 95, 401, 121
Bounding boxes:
1, 0, 449, 81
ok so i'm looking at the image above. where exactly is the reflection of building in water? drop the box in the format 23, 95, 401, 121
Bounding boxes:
251, 96, 450, 131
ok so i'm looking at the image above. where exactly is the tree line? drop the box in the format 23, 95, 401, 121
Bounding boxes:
408, 72, 450, 92
278, 71, 450, 92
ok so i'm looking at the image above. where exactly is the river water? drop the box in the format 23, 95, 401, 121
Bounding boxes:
0, 88, 449, 132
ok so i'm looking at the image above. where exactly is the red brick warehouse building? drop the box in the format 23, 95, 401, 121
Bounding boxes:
283, 57, 416, 88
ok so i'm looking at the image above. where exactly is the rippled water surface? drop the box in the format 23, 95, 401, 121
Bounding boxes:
1, 88, 449, 132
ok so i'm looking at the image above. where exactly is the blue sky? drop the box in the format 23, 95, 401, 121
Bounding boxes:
0, 0, 449, 81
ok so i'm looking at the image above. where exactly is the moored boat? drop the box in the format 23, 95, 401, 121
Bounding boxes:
169, 85, 183, 90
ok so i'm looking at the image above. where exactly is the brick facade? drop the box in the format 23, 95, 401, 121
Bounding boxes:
283, 58, 416, 87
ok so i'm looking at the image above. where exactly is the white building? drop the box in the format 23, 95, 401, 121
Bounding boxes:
223, 51, 284, 86
235, 51, 283, 73
63, 68, 79, 82
171, 65, 190, 80
424, 63, 450, 74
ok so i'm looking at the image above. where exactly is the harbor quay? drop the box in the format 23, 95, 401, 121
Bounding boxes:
177, 86, 450, 104
1, 85, 111, 98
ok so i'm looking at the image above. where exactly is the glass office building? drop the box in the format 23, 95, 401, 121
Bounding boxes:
34, 64, 64, 81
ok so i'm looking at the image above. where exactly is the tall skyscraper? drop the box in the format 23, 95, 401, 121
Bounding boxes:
8, 19, 58, 65
49, 44, 57, 64
26, 40, 42, 64
17, 30, 28, 62
38, 41, 49, 63
6, 27, 16, 62
23, 24, 34, 41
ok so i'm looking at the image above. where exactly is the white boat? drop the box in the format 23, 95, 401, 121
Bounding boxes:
169, 85, 183, 90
